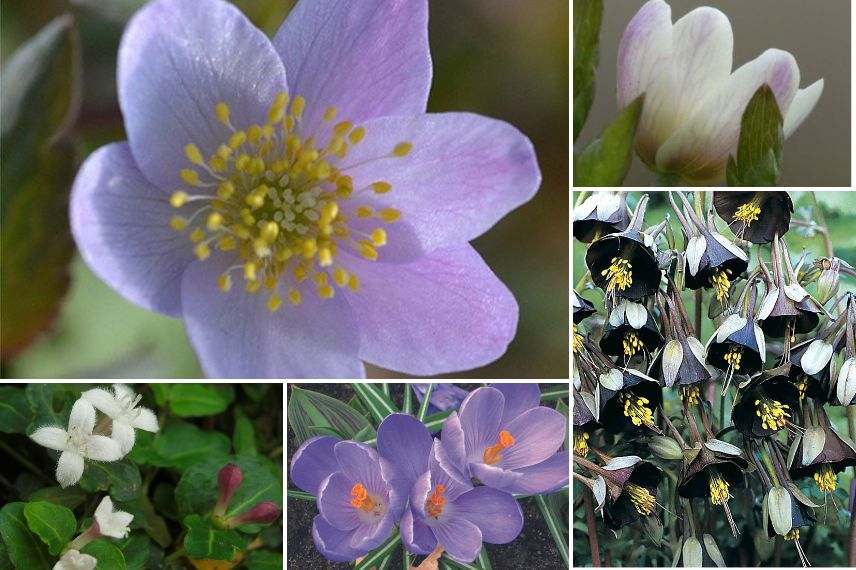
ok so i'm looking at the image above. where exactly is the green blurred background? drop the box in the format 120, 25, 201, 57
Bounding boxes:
0, 0, 569, 379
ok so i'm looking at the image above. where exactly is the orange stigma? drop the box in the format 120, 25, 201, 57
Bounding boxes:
349, 483, 375, 512
425, 484, 446, 518
483, 430, 516, 465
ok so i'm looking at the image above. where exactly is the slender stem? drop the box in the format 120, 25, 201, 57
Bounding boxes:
287, 489, 315, 501
809, 192, 834, 257
583, 489, 602, 567
694, 289, 703, 343
575, 270, 591, 292
0, 439, 53, 484
403, 383, 413, 415
719, 389, 727, 432
849, 478, 856, 566
573, 455, 611, 478
417, 384, 433, 422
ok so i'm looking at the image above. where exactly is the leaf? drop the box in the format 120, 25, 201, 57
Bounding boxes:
28, 486, 87, 509
168, 384, 234, 417
78, 459, 142, 502
117, 533, 151, 570
135, 421, 231, 472
82, 538, 127, 569
574, 95, 644, 187
0, 15, 82, 358
0, 387, 31, 433
535, 495, 569, 567
352, 383, 398, 424
540, 386, 569, 402
355, 532, 401, 570
0, 503, 52, 570
288, 386, 373, 445
233, 409, 258, 456
573, 0, 603, 142
416, 383, 433, 422
118, 492, 171, 549
244, 550, 283, 569
26, 383, 74, 430
23, 501, 76, 555
183, 515, 247, 561
726, 85, 784, 186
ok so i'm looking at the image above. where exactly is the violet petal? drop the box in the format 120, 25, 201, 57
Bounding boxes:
452, 486, 524, 544
289, 436, 339, 495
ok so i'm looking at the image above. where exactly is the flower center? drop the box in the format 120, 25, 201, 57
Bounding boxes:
620, 393, 655, 429
813, 465, 837, 493
754, 397, 790, 431
733, 202, 761, 227
425, 483, 446, 518
573, 431, 590, 456
601, 257, 633, 294
708, 472, 731, 505
572, 325, 583, 353
723, 345, 742, 371
625, 482, 654, 516
483, 430, 515, 465
681, 385, 700, 407
794, 376, 809, 401
622, 330, 642, 357
349, 483, 376, 512
169, 93, 408, 312
710, 268, 732, 302
67, 426, 88, 454
784, 528, 800, 541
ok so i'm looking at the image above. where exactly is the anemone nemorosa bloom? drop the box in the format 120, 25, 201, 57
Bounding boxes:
70, 0, 540, 378
289, 436, 404, 562
440, 384, 569, 495
619, 0, 823, 183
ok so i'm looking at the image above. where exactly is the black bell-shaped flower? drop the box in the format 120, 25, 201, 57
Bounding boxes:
598, 367, 663, 435
599, 299, 664, 361
713, 191, 793, 244
788, 336, 835, 402
732, 364, 800, 438
599, 456, 663, 531
573, 387, 600, 457
706, 312, 766, 386
573, 191, 630, 243
789, 407, 856, 496
572, 289, 596, 324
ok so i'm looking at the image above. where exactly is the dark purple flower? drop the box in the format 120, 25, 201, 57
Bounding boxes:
440, 385, 569, 494
412, 384, 469, 415
69, 0, 540, 378
289, 436, 405, 562
226, 501, 281, 527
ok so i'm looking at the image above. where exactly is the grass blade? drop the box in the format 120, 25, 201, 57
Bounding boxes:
287, 386, 374, 445
286, 489, 314, 501
540, 386, 569, 402
439, 555, 480, 570
477, 546, 492, 569
417, 383, 433, 422
352, 383, 398, 424
402, 543, 411, 570
535, 495, 569, 567
355, 533, 401, 570
403, 383, 413, 415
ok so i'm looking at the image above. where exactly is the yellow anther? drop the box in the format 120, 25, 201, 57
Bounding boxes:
206, 212, 224, 231
293, 264, 308, 283
733, 202, 761, 226
349, 126, 366, 145
314, 272, 329, 287
795, 376, 809, 401
333, 121, 352, 137
261, 221, 279, 243
180, 169, 200, 186
218, 273, 232, 292
710, 269, 732, 303
371, 228, 387, 247
333, 267, 349, 287
359, 242, 378, 261
682, 385, 701, 407
601, 257, 633, 293
320, 201, 339, 223
267, 294, 282, 313
371, 181, 392, 194
620, 392, 656, 430
357, 206, 374, 218
217, 181, 235, 200
708, 473, 731, 505
194, 242, 210, 261
218, 235, 236, 251
215, 102, 230, 126
170, 215, 187, 231
318, 284, 335, 299
268, 92, 289, 124
622, 330, 643, 357
215, 145, 232, 160
184, 143, 204, 165
247, 125, 262, 145
378, 208, 401, 222
348, 274, 360, 291
288, 289, 302, 305
291, 96, 306, 120
724, 346, 742, 370
170, 191, 189, 208
243, 262, 257, 282
208, 155, 227, 172
302, 238, 318, 258
392, 142, 413, 157
572, 324, 583, 353
189, 228, 205, 243
228, 131, 247, 149
245, 189, 265, 209
784, 529, 800, 541
625, 482, 655, 516
246, 280, 261, 293
573, 431, 590, 456
275, 247, 294, 262
813, 465, 837, 493
754, 398, 790, 431
323, 106, 337, 122
318, 247, 333, 267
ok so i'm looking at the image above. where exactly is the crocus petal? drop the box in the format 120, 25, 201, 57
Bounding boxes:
410, 471, 432, 520
85, 435, 124, 462
453, 486, 524, 544
70, 143, 195, 317
458, 387, 505, 462
349, 509, 396, 552
431, 517, 483, 563
429, 441, 473, 501
783, 79, 824, 138
111, 421, 136, 455
56, 451, 85, 488
68, 398, 96, 435
510, 450, 570, 494
272, 0, 430, 135
333, 441, 386, 497
344, 246, 517, 376
498, 407, 566, 470
82, 388, 123, 419
492, 384, 541, 427
377, 414, 432, 491
469, 462, 523, 492
180, 257, 363, 379
440, 413, 468, 477
289, 436, 340, 495
30, 427, 69, 452
400, 507, 438, 555
340, 113, 540, 252
317, 472, 362, 531
132, 407, 159, 432
311, 515, 363, 562
118, 0, 288, 190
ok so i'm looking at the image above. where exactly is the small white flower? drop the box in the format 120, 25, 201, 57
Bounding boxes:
53, 549, 97, 570
94, 496, 133, 539
83, 384, 159, 454
30, 399, 123, 488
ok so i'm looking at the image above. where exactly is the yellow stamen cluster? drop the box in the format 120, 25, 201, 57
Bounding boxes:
622, 330, 643, 357
754, 398, 790, 431
350, 483, 376, 512
682, 385, 701, 407
795, 376, 809, 401
814, 465, 837, 493
723, 346, 742, 371
625, 482, 655, 516
784, 528, 800, 541
483, 430, 516, 465
601, 257, 633, 293
573, 324, 583, 354
573, 431, 590, 456
620, 393, 655, 429
708, 473, 731, 505
169, 93, 409, 312
733, 202, 761, 226
710, 268, 732, 302
425, 483, 446, 518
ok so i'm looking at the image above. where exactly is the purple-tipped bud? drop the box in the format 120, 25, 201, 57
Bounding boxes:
214, 463, 243, 516
227, 501, 281, 527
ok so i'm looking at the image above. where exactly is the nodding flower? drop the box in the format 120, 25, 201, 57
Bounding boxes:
573, 192, 630, 243
595, 364, 663, 436
731, 364, 800, 438
600, 299, 664, 362
706, 303, 766, 389
589, 455, 663, 531
713, 191, 793, 244
789, 406, 856, 498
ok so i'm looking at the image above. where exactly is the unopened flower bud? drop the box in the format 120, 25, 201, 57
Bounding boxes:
214, 463, 243, 516
816, 258, 840, 305
649, 435, 683, 460
227, 501, 281, 528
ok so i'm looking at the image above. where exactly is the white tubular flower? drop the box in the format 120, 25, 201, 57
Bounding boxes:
29, 399, 123, 488
94, 496, 133, 539
83, 384, 159, 454
618, 0, 823, 183
53, 550, 97, 570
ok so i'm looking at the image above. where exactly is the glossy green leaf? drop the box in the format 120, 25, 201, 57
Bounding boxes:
78, 459, 142, 502
726, 85, 783, 187
25, 383, 75, 430
352, 383, 397, 423
354, 532, 400, 570
574, 95, 644, 187
168, 384, 234, 417
573, 0, 603, 142
134, 421, 231, 471
117, 534, 151, 570
0, 538, 11, 570
0, 386, 32, 433
535, 495, 569, 567
287, 386, 373, 445
23, 501, 76, 555
0, 503, 52, 570
244, 550, 283, 569
27, 486, 87, 509
477, 545, 493, 570
416, 383, 433, 422
82, 538, 127, 569
540, 386, 569, 402
1, 15, 81, 358
117, 492, 171, 549
183, 514, 247, 561
233, 409, 258, 456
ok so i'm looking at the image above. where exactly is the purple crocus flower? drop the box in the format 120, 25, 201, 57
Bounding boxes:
69, 0, 540, 378
377, 414, 523, 563
441, 384, 569, 495
412, 383, 469, 415
289, 436, 405, 562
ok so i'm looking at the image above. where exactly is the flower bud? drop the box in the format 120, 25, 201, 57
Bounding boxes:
649, 435, 683, 460
227, 501, 281, 527
816, 258, 840, 305
214, 463, 243, 516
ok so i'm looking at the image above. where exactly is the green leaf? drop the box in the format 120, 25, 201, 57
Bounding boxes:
287, 386, 373, 445
78, 459, 142, 502
354, 532, 400, 570
574, 95, 644, 187
241, 384, 271, 402
23, 501, 76, 555
440, 556, 481, 570
727, 84, 784, 187
403, 383, 413, 415
25, 383, 75, 430
573, 0, 603, 142
233, 408, 258, 456
28, 486, 87, 509
116, 534, 151, 570
244, 550, 283, 569
82, 538, 127, 569
168, 384, 234, 417
182, 515, 247, 561
117, 492, 171, 549
149, 384, 171, 407
0, 386, 32, 433
134, 421, 231, 471
535, 495, 569, 567
0, 503, 52, 570
352, 383, 397, 424
1, 15, 81, 357
540, 386, 569, 402
416, 383, 433, 422
0, 538, 12, 570
286, 489, 314, 501
477, 545, 493, 570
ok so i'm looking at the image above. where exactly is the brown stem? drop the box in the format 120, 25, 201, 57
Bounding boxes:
662, 414, 689, 449
682, 400, 703, 445
849, 478, 856, 566
583, 489, 602, 567
694, 289, 703, 342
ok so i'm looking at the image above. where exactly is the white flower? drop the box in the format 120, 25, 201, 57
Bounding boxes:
53, 550, 97, 570
83, 384, 159, 454
618, 0, 823, 183
30, 399, 123, 488
94, 496, 133, 539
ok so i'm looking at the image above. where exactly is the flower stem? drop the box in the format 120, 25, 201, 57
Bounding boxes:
809, 192, 834, 257
575, 270, 591, 291
0, 439, 52, 484
574, 190, 591, 207
583, 489, 601, 567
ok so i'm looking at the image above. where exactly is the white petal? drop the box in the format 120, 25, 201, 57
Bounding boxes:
801, 340, 833, 375
609, 300, 627, 327
603, 455, 642, 470
704, 439, 742, 456
599, 369, 624, 391
111, 421, 137, 456
593, 475, 607, 509
82, 388, 122, 419
625, 302, 648, 329
754, 324, 766, 362
767, 486, 793, 535
56, 451, 85, 488
133, 407, 160, 432
784, 79, 824, 138
683, 536, 703, 567
84, 435, 124, 462
703, 534, 726, 567
784, 283, 809, 303
68, 398, 96, 435
95, 496, 114, 521
54, 550, 97, 570
801, 426, 826, 465
837, 358, 856, 406
112, 383, 136, 401
687, 337, 707, 364
662, 340, 684, 388
581, 391, 599, 422
757, 289, 779, 321
30, 427, 69, 451
686, 235, 707, 277
716, 314, 746, 343
596, 192, 622, 219
711, 232, 747, 261
573, 194, 598, 221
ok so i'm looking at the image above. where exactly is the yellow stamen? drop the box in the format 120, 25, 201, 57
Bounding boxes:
483, 430, 515, 465
784, 528, 800, 541
733, 202, 761, 226
795, 376, 809, 401
813, 465, 837, 493
601, 257, 633, 294
710, 268, 732, 302
572, 324, 583, 354
622, 330, 643, 357
754, 397, 790, 431
625, 482, 655, 516
620, 393, 655, 430
708, 473, 731, 505
350, 483, 376, 512
682, 385, 701, 407
724, 346, 742, 371
573, 431, 590, 456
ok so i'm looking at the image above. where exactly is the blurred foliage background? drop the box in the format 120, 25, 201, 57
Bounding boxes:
0, 0, 569, 379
